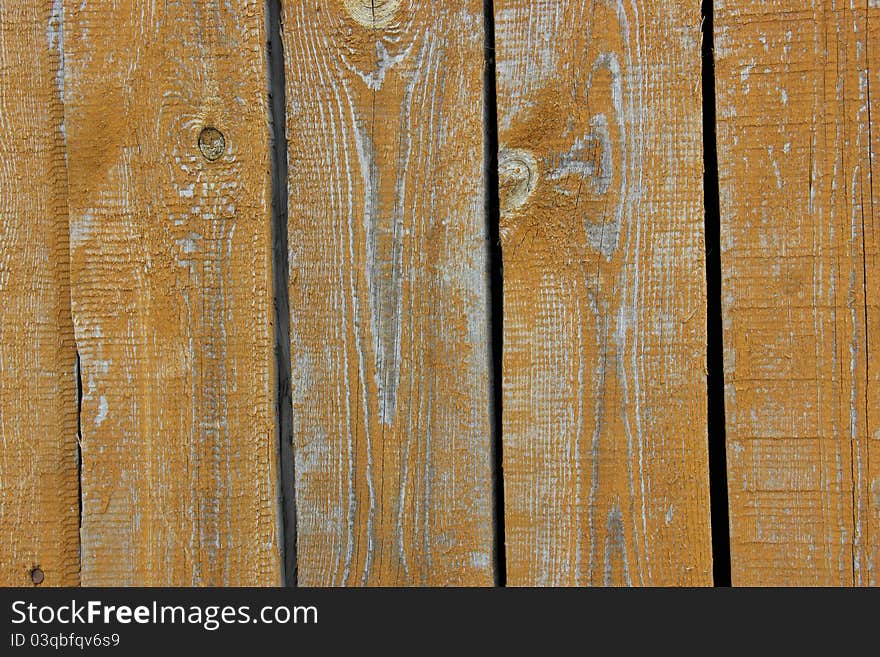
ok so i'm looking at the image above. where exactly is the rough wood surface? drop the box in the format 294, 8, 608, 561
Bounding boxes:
716, 0, 879, 585
283, 1, 494, 585
63, 0, 281, 585
495, 0, 713, 585
0, 0, 79, 587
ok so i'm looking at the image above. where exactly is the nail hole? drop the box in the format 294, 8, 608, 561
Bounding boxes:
198, 127, 226, 161
30, 567, 44, 585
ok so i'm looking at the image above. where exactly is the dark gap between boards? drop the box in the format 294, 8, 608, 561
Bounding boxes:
267, 0, 297, 587
484, 0, 507, 588
701, 0, 732, 587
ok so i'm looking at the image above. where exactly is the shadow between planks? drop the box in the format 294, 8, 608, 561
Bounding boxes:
3, 0, 873, 588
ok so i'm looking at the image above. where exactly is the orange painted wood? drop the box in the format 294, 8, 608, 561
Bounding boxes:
716, 0, 880, 585
283, 1, 494, 585
63, 0, 281, 585
0, 0, 79, 587
494, 0, 713, 585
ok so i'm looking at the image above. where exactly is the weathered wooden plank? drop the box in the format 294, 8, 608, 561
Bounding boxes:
495, 0, 713, 585
283, 1, 494, 585
0, 0, 79, 587
63, 0, 281, 585
716, 0, 879, 585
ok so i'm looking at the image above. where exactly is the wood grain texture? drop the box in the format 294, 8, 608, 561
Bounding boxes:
716, 0, 879, 585
0, 0, 79, 587
495, 0, 712, 585
283, 1, 494, 586
63, 0, 281, 585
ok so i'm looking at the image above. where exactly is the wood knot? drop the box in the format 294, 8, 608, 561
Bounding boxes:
498, 147, 538, 217
343, 0, 401, 29
198, 127, 225, 161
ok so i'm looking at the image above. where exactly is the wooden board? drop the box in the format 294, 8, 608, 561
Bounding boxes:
716, 0, 879, 585
0, 0, 79, 587
283, 1, 494, 586
495, 0, 713, 585
63, 0, 281, 585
